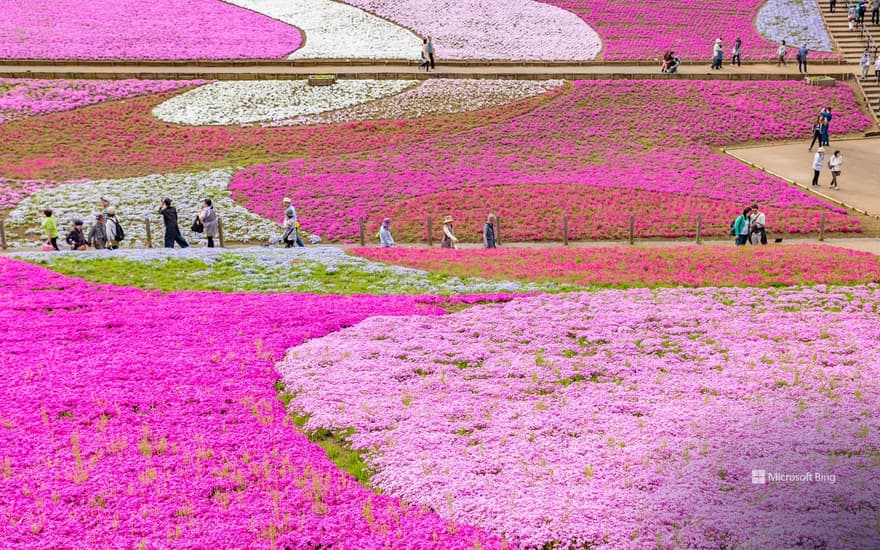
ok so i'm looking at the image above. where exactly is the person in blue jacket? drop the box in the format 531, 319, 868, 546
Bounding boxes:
733, 207, 752, 246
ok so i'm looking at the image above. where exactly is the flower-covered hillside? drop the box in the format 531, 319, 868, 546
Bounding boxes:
0, 257, 504, 548
280, 285, 880, 548
231, 80, 871, 242
0, 0, 303, 60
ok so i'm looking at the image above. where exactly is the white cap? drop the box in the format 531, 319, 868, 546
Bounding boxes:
283, 197, 291, 203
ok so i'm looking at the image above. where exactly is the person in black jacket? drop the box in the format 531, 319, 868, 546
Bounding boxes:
65, 219, 88, 250
160, 198, 189, 249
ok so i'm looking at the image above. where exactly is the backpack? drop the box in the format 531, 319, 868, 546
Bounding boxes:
112, 218, 125, 241
729, 219, 737, 236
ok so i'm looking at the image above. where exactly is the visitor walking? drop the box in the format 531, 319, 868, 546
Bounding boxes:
379, 218, 394, 247
809, 115, 824, 150
731, 37, 742, 66
440, 215, 458, 249
99, 196, 112, 219
41, 209, 59, 251
160, 198, 189, 249
199, 198, 218, 248
828, 150, 842, 189
282, 197, 304, 247
861, 48, 873, 80
873, 0, 880, 24
420, 39, 431, 72
711, 38, 723, 69
65, 220, 88, 251
427, 36, 435, 69
750, 204, 767, 245
811, 147, 825, 187
483, 214, 497, 248
875, 55, 880, 84
829, 0, 836, 13
87, 213, 108, 249
776, 41, 787, 67
849, 5, 859, 29
797, 45, 808, 73
858, 0, 867, 24
106, 210, 123, 250
733, 207, 752, 246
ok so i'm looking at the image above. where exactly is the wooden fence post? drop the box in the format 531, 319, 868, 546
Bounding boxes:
628, 214, 635, 245
426, 216, 433, 246
144, 217, 153, 248
358, 217, 365, 247
563, 216, 569, 246
0, 219, 6, 250
496, 216, 502, 246
819, 212, 826, 242
695, 215, 702, 244
217, 218, 225, 248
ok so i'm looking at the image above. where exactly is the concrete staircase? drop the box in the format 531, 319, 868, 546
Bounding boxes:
819, 1, 880, 120
819, 1, 878, 63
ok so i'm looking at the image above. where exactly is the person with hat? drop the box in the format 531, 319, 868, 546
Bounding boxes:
87, 213, 109, 249
160, 198, 189, 249
711, 38, 723, 70
379, 218, 394, 247
797, 44, 808, 74
42, 208, 60, 251
441, 215, 458, 249
811, 147, 826, 187
281, 197, 304, 247
65, 219, 88, 251
99, 196, 112, 219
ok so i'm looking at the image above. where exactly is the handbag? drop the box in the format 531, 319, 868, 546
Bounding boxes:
191, 215, 204, 233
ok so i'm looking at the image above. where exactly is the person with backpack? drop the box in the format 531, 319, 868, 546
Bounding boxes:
733, 207, 752, 246
281, 197, 304, 247
160, 198, 189, 249
105, 210, 124, 249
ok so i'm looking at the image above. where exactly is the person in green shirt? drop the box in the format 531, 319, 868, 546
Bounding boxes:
41, 209, 59, 250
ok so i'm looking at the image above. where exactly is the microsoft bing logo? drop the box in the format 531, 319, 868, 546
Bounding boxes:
751, 469, 766, 484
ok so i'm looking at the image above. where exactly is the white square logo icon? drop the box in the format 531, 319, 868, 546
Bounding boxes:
752, 469, 766, 484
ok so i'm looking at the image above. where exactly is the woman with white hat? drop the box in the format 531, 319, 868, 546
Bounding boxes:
379, 218, 394, 247
440, 215, 458, 249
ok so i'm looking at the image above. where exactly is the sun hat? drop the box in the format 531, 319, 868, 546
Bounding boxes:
382, 218, 391, 226
443, 215, 454, 224
283, 197, 291, 203
817, 147, 825, 152
74, 219, 84, 226
107, 209, 116, 216
95, 213, 104, 218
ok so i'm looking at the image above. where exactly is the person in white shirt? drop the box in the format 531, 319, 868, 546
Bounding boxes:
379, 218, 394, 247
828, 150, 842, 189
776, 40, 787, 67
750, 204, 767, 245
861, 48, 874, 80
811, 147, 825, 187
874, 55, 880, 85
